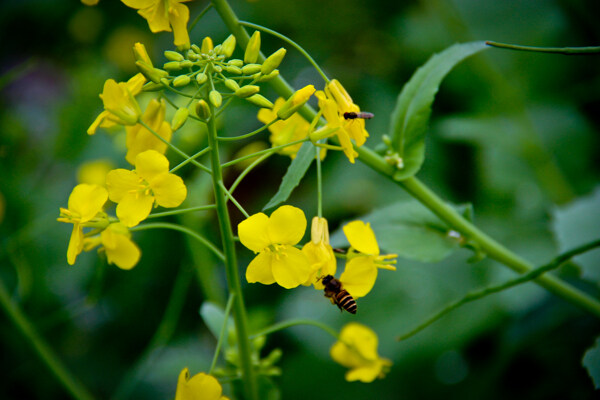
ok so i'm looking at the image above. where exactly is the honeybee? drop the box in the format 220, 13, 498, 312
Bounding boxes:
343, 111, 374, 120
320, 275, 357, 314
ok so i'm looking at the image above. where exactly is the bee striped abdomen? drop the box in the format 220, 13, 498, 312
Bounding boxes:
335, 290, 357, 314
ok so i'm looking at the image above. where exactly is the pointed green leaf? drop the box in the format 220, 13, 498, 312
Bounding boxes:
199, 301, 234, 340
390, 41, 487, 180
583, 336, 600, 389
263, 142, 314, 210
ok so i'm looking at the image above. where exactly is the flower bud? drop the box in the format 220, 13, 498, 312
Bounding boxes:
201, 36, 214, 54
234, 85, 260, 98
213, 44, 222, 55
135, 61, 168, 83
244, 31, 261, 64
220, 34, 237, 58
224, 79, 240, 92
164, 50, 184, 62
196, 73, 207, 84
195, 99, 211, 120
173, 75, 191, 87
261, 48, 286, 75
276, 85, 315, 120
171, 107, 189, 131
242, 63, 262, 75
245, 94, 273, 109
310, 217, 330, 245
225, 66, 242, 75
191, 44, 201, 53
228, 59, 244, 67
142, 81, 164, 92
133, 42, 152, 66
180, 60, 193, 68
213, 65, 223, 73
255, 70, 279, 82
164, 61, 182, 71
209, 90, 222, 108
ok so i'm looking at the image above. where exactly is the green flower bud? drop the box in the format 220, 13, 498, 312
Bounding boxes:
213, 65, 223, 73
220, 34, 237, 58
164, 61, 182, 71
171, 107, 189, 131
209, 90, 222, 108
245, 94, 273, 109
225, 66, 242, 75
213, 44, 222, 55
255, 70, 279, 82
228, 59, 244, 67
136, 61, 168, 83
195, 99, 211, 120
234, 85, 260, 98
196, 73, 208, 84
179, 60, 193, 68
244, 31, 261, 64
142, 81, 164, 92
261, 48, 286, 75
173, 75, 191, 87
164, 50, 184, 62
242, 63, 262, 75
191, 44, 201, 53
224, 79, 240, 92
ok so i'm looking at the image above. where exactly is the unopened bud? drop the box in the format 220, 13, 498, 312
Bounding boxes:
255, 70, 279, 82
276, 85, 315, 120
171, 107, 189, 131
209, 90, 222, 108
201, 37, 214, 54
213, 45, 222, 55
224, 79, 240, 92
242, 63, 262, 75
164, 61, 182, 71
180, 60, 193, 68
196, 73, 207, 84
220, 34, 237, 58
225, 66, 242, 75
244, 31, 261, 64
164, 50, 184, 62
228, 59, 243, 67
142, 81, 164, 92
195, 99, 211, 120
245, 94, 273, 109
133, 42, 152, 66
213, 65, 223, 73
136, 61, 168, 83
261, 48, 286, 75
191, 44, 201, 53
173, 75, 191, 87
234, 85, 260, 98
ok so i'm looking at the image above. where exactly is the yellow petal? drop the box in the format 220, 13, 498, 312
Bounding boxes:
330, 340, 365, 369
87, 110, 109, 135
106, 169, 141, 203
169, 2, 190, 49
116, 192, 154, 227
150, 172, 187, 208
77, 159, 114, 186
327, 79, 354, 112
246, 252, 276, 285
267, 205, 306, 245
238, 213, 271, 253
135, 150, 170, 181
126, 72, 147, 95
136, 1, 171, 32
340, 322, 379, 361
68, 184, 108, 222
187, 372, 222, 400
125, 119, 171, 165
67, 223, 84, 265
345, 363, 382, 383
302, 242, 336, 288
101, 224, 140, 270
271, 246, 311, 289
339, 257, 377, 298
343, 220, 379, 255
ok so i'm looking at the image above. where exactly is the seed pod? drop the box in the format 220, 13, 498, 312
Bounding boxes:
245, 94, 273, 109
224, 79, 240, 92
135, 61, 168, 83
171, 107, 189, 131
173, 75, 191, 87
244, 31, 261, 64
242, 63, 262, 75
261, 48, 286, 75
220, 34, 236, 58
195, 99, 211, 120
209, 90, 222, 108
164, 50, 184, 62
234, 85, 260, 98
228, 59, 244, 67
225, 66, 242, 75
196, 73, 208, 84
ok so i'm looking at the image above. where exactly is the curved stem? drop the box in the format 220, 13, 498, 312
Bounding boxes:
486, 41, 600, 55
398, 239, 600, 341
219, 182, 250, 218
131, 222, 225, 261
227, 152, 273, 199
209, 293, 236, 375
239, 21, 330, 83
249, 319, 339, 340
0, 278, 96, 400
147, 205, 216, 218
218, 118, 278, 142
189, 3, 213, 33
221, 138, 309, 168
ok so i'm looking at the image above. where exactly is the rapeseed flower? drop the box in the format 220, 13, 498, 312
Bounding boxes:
238, 205, 311, 289
331, 322, 392, 383
106, 150, 187, 227
125, 98, 172, 165
175, 368, 229, 400
83, 223, 141, 270
302, 217, 336, 288
257, 98, 311, 159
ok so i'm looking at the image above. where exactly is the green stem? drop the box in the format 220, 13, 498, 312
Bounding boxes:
131, 222, 224, 261
238, 21, 330, 83
315, 145, 323, 218
205, 76, 259, 400
170, 147, 211, 173
397, 239, 600, 340
209, 293, 236, 374
221, 138, 309, 168
485, 41, 600, 55
218, 118, 278, 141
147, 205, 216, 218
0, 278, 96, 400
227, 152, 273, 199
189, 3, 214, 32
249, 319, 339, 340
219, 182, 250, 218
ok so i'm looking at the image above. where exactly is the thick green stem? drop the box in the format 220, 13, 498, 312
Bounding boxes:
205, 96, 258, 400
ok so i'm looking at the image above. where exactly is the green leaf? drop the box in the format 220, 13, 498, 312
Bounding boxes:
263, 142, 314, 210
199, 301, 233, 341
389, 41, 488, 180
583, 336, 600, 389
551, 187, 600, 284
331, 199, 469, 262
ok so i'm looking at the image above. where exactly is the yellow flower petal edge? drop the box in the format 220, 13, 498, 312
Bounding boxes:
343, 220, 379, 255
175, 368, 226, 400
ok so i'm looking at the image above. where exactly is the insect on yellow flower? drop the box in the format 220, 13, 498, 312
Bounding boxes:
174, 368, 229, 400
238, 205, 312, 289
330, 322, 392, 382
106, 150, 187, 227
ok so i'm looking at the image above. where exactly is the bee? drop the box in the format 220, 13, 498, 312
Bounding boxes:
343, 111, 374, 120
320, 275, 357, 314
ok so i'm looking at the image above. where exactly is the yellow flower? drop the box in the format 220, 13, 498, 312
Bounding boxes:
77, 159, 114, 186
330, 322, 392, 383
257, 98, 311, 159
238, 205, 311, 289
125, 98, 172, 165
175, 368, 229, 400
106, 150, 187, 227
83, 223, 141, 270
122, 0, 192, 49
81, 0, 99, 5
57, 184, 109, 265
314, 90, 357, 163
302, 217, 336, 288
87, 75, 145, 135
338, 221, 397, 298
276, 85, 315, 120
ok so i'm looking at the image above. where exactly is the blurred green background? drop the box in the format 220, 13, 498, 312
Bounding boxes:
1, 0, 600, 399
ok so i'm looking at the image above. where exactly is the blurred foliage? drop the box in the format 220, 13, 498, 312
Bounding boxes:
1, 0, 600, 399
